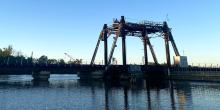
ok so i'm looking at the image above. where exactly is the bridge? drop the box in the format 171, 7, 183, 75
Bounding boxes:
84, 16, 182, 79
1, 16, 220, 81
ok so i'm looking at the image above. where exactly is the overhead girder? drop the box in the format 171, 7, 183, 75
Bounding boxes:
112, 22, 163, 34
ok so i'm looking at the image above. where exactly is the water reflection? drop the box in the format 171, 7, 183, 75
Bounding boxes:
77, 79, 172, 110
169, 81, 176, 110
1, 75, 220, 110
32, 80, 49, 87
174, 81, 193, 110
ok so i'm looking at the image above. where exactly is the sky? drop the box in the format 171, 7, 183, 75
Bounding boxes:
0, 0, 220, 66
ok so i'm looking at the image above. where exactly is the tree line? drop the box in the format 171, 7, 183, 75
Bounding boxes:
0, 45, 82, 67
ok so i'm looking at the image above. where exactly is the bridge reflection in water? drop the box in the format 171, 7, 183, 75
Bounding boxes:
0, 75, 220, 110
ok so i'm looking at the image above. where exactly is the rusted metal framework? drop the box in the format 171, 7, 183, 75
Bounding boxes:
90, 16, 180, 67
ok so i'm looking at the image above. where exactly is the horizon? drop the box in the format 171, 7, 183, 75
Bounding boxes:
0, 0, 220, 66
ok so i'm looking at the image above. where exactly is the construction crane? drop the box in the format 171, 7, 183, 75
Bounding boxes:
64, 53, 82, 64
64, 53, 75, 62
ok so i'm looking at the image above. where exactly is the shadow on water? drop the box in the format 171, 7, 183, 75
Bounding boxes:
78, 78, 204, 110
31, 80, 50, 87
0, 81, 32, 88
0, 75, 50, 88
0, 80, 50, 88
78, 78, 178, 110
172, 81, 193, 110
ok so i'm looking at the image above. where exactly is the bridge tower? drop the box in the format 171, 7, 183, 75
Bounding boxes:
90, 16, 180, 67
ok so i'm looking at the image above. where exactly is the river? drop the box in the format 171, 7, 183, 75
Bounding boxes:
0, 74, 220, 110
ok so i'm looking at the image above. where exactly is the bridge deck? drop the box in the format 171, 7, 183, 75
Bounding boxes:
1, 65, 220, 81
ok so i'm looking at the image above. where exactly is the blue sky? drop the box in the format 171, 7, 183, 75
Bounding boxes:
0, 0, 219, 66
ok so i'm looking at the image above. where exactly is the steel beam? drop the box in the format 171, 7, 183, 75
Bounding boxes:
90, 32, 102, 65
143, 38, 148, 65
103, 24, 108, 66
122, 34, 127, 66
120, 16, 127, 66
165, 35, 171, 66
142, 31, 148, 66
163, 22, 171, 67
108, 34, 119, 65
169, 31, 180, 56
147, 37, 158, 64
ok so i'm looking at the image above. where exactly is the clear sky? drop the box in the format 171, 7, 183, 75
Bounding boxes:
0, 0, 220, 66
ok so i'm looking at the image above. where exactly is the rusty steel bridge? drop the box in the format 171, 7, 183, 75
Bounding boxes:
1, 16, 220, 80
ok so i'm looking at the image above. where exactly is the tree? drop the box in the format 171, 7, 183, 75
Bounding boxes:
58, 59, 65, 65
48, 59, 58, 64
74, 59, 82, 64
38, 55, 48, 65
0, 45, 13, 57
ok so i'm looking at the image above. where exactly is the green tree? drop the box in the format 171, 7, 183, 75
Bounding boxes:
0, 45, 13, 57
48, 59, 58, 64
58, 59, 65, 65
2, 45, 13, 57
73, 59, 82, 64
38, 55, 48, 65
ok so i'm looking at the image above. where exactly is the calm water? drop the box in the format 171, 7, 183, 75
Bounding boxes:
0, 75, 220, 110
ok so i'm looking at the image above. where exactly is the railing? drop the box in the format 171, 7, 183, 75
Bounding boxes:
170, 66, 220, 72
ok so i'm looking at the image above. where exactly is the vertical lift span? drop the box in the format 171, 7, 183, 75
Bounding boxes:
91, 16, 180, 67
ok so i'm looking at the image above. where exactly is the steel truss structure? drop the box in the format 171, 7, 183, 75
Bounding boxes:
91, 16, 180, 67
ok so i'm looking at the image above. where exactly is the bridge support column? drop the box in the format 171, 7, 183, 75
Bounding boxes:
120, 16, 127, 66
143, 37, 148, 66
163, 22, 171, 67
142, 31, 148, 66
122, 35, 127, 66
165, 36, 171, 66
103, 24, 108, 66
